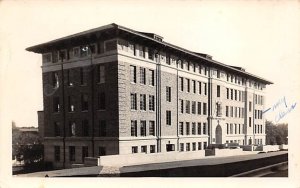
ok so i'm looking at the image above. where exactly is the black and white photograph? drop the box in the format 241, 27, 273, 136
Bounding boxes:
0, 0, 299, 187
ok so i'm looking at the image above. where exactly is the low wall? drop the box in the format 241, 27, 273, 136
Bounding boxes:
98, 150, 206, 167
214, 148, 244, 157
84, 157, 100, 167
279, 144, 288, 150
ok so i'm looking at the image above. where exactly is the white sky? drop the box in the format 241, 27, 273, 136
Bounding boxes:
0, 0, 300, 186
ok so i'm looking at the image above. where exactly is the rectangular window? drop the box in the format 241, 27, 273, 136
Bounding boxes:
98, 92, 106, 110
186, 100, 190, 114
82, 146, 88, 162
99, 120, 106, 137
230, 106, 233, 117
186, 79, 190, 92
235, 90, 237, 100
149, 95, 155, 111
226, 88, 229, 99
52, 72, 59, 88
192, 101, 196, 114
230, 89, 233, 100
80, 67, 87, 85
226, 123, 229, 134
204, 142, 207, 149
235, 124, 237, 134
197, 102, 201, 115
217, 85, 220, 97
81, 94, 88, 111
141, 145, 147, 153
69, 146, 75, 162
180, 143, 184, 152
149, 121, 155, 136
230, 124, 233, 134
180, 99, 184, 113
82, 120, 89, 137
179, 122, 184, 135
216, 103, 222, 117
203, 123, 207, 135
192, 80, 196, 93
53, 97, 60, 113
150, 145, 156, 153
131, 120, 137, 136
192, 142, 196, 151
166, 86, 171, 102
130, 65, 137, 83
140, 121, 146, 136
204, 83, 207, 95
186, 143, 190, 151
226, 106, 229, 117
192, 123, 196, 135
186, 122, 190, 135
198, 82, 202, 95
140, 67, 146, 84
217, 70, 220, 78
203, 103, 207, 115
179, 77, 184, 91
54, 122, 60, 136
99, 147, 106, 156
249, 117, 252, 127
249, 101, 252, 112
69, 122, 76, 136
132, 146, 138, 153
235, 107, 237, 117
149, 69, 154, 86
130, 93, 137, 110
68, 96, 75, 112
139, 45, 145, 58
54, 146, 60, 162
140, 94, 146, 111
198, 142, 202, 150
166, 110, 171, 125
67, 69, 74, 87
197, 123, 201, 135
98, 65, 105, 84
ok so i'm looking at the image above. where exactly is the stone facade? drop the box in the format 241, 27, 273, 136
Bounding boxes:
28, 23, 272, 169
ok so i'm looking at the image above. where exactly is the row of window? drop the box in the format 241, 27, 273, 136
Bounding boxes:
132, 145, 156, 154
50, 65, 105, 88
54, 120, 107, 137
130, 120, 155, 137
179, 100, 207, 115
179, 77, 207, 95
43, 40, 117, 64
225, 106, 245, 118
254, 110, 263, 119
226, 88, 246, 102
179, 142, 208, 152
254, 124, 264, 134
130, 93, 155, 111
179, 122, 207, 136
54, 145, 107, 162
254, 94, 264, 105
53, 92, 106, 113
130, 65, 155, 86
226, 123, 245, 135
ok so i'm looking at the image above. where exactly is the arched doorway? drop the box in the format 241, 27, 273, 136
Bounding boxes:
215, 125, 222, 144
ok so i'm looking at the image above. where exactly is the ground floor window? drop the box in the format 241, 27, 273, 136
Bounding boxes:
198, 142, 202, 150
82, 146, 88, 162
99, 147, 106, 156
192, 142, 196, 151
141, 145, 147, 153
69, 146, 75, 161
54, 146, 60, 162
166, 144, 175, 152
203, 142, 207, 149
180, 143, 184, 152
186, 143, 190, 151
132, 146, 138, 153
150, 145, 156, 153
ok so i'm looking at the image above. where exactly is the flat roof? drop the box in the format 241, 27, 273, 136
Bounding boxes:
26, 23, 273, 84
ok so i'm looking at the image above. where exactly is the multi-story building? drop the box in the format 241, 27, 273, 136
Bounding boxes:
27, 23, 272, 169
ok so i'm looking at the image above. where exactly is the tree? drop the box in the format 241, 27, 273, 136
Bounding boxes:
265, 121, 288, 145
